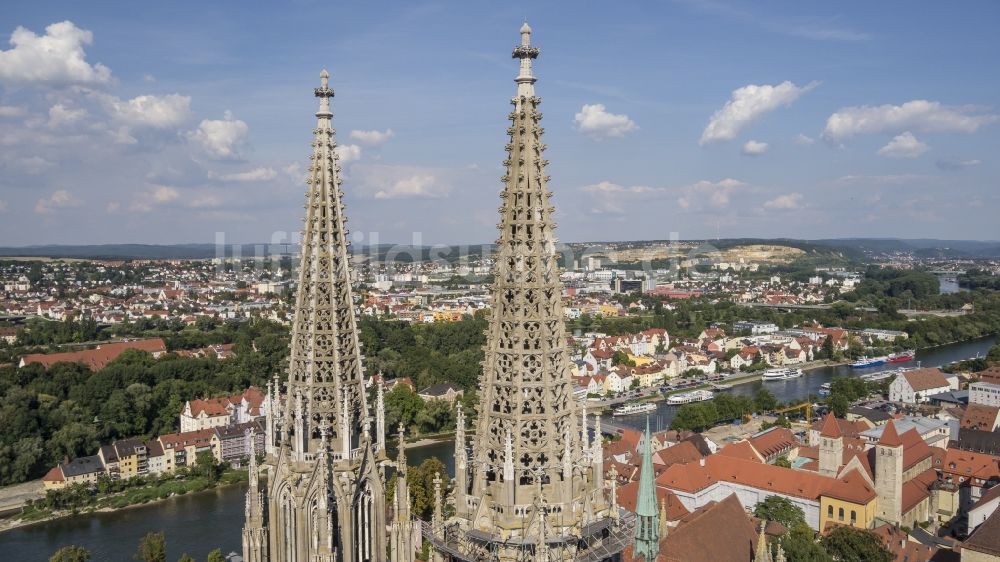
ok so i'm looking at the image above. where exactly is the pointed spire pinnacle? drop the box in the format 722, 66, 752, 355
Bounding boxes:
756, 521, 771, 562
633, 417, 660, 560
879, 419, 903, 447
820, 412, 842, 439
432, 472, 443, 528
397, 422, 407, 467
315, 68, 334, 117
512, 21, 539, 91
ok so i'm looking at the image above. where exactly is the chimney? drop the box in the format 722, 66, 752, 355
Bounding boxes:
699, 458, 706, 467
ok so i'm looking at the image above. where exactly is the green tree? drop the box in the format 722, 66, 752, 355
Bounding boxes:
49, 546, 91, 562
206, 549, 225, 562
827, 394, 850, 418
611, 350, 635, 367
384, 386, 425, 434
754, 388, 777, 412
176, 555, 195, 562
134, 532, 166, 562
407, 457, 448, 520
781, 523, 832, 562
753, 495, 806, 529
819, 526, 893, 562
774, 456, 792, 468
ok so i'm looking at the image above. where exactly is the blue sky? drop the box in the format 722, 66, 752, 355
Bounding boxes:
1, 1, 998, 246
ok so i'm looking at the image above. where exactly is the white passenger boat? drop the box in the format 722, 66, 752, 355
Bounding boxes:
613, 402, 657, 416
761, 367, 804, 381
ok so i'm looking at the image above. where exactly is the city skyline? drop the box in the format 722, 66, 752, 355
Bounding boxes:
1, 1, 999, 247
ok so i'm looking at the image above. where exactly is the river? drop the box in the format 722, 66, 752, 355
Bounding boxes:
2, 335, 994, 561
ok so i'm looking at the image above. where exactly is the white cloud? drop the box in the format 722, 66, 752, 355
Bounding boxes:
0, 21, 111, 86
47, 103, 87, 127
794, 133, 815, 145
700, 81, 817, 145
35, 189, 82, 214
213, 167, 277, 182
581, 181, 656, 195
741, 139, 769, 156
374, 174, 438, 199
762, 193, 804, 210
0, 200, 8, 213
105, 201, 120, 213
186, 111, 249, 159
0, 105, 25, 117
823, 100, 998, 142
349, 129, 394, 146
101, 93, 192, 129
130, 185, 179, 212
677, 178, 745, 209
573, 104, 638, 139
936, 158, 982, 171
877, 132, 929, 159
335, 144, 362, 163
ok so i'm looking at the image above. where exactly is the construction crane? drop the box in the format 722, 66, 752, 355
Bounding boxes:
773, 401, 813, 426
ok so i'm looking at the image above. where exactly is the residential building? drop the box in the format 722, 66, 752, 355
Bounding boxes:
179, 386, 267, 432
212, 421, 265, 467
41, 455, 106, 490
890, 368, 955, 403
417, 382, 463, 402
971, 382, 1000, 408
158, 428, 215, 472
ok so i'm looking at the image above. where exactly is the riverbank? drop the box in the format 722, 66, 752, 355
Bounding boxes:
0, 470, 247, 534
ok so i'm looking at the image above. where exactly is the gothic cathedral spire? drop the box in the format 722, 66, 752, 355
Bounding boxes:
432, 23, 628, 562
243, 69, 389, 562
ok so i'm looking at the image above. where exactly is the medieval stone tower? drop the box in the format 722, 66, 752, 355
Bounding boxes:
243, 70, 398, 562
818, 413, 844, 478
424, 23, 629, 562
875, 420, 904, 524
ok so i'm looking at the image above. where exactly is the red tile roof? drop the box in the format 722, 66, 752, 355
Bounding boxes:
819, 413, 843, 438
879, 420, 903, 447
901, 368, 950, 392
20, 338, 166, 371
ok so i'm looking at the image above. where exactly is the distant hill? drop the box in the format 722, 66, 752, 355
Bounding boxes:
1, 238, 997, 260
808, 238, 1000, 259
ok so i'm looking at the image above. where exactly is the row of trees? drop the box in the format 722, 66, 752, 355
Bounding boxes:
0, 320, 289, 486
49, 531, 228, 562
670, 388, 779, 431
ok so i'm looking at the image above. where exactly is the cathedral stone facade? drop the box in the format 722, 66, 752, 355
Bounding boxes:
423, 24, 630, 562
242, 70, 414, 562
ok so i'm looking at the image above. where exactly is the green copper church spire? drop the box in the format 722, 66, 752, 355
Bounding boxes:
634, 417, 660, 560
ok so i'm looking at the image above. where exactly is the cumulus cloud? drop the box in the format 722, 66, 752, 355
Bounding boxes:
762, 193, 804, 211
823, 100, 998, 142
581, 181, 656, 195
700, 81, 817, 145
573, 104, 638, 139
794, 133, 815, 145
374, 175, 437, 199
0, 200, 8, 213
349, 129, 394, 146
335, 144, 362, 163
936, 158, 982, 171
186, 111, 249, 159
99, 93, 192, 129
0, 21, 111, 86
877, 132, 929, 158
741, 139, 769, 156
130, 185, 179, 212
47, 103, 87, 127
35, 189, 82, 214
677, 178, 745, 209
212, 167, 277, 182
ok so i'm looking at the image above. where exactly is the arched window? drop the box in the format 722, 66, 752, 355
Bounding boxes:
828, 505, 834, 518
838, 507, 844, 521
